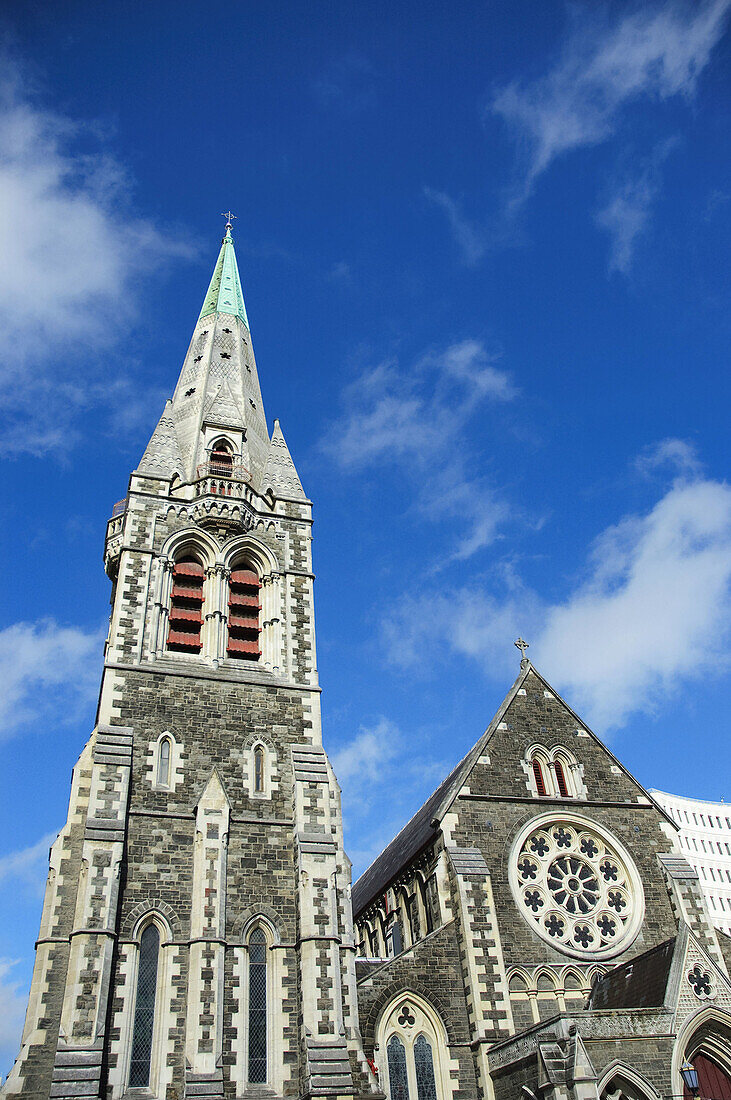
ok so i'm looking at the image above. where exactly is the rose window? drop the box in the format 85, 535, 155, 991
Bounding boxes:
511, 819, 643, 959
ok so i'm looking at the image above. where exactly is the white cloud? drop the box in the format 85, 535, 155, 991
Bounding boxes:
383, 474, 731, 732
326, 339, 514, 471
0, 62, 190, 455
535, 478, 731, 728
596, 140, 678, 273
331, 718, 450, 878
423, 188, 487, 265
331, 718, 401, 786
325, 341, 516, 561
596, 167, 659, 273
0, 959, 27, 1075
0, 619, 103, 739
491, 1, 729, 202
0, 833, 57, 897
635, 437, 702, 479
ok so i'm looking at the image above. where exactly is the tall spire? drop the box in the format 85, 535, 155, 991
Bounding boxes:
198, 216, 250, 328
136, 218, 305, 501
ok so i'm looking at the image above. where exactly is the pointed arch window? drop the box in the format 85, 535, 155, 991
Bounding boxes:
380, 999, 446, 1100
167, 556, 204, 652
248, 928, 267, 1083
532, 759, 547, 797
413, 1036, 437, 1100
129, 924, 160, 1088
157, 737, 171, 787
210, 438, 233, 478
254, 745, 265, 793
554, 760, 569, 798
387, 1036, 409, 1100
228, 565, 261, 660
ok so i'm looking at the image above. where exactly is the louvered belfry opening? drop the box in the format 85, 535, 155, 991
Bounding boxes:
227, 565, 261, 660
210, 439, 233, 477
167, 556, 204, 652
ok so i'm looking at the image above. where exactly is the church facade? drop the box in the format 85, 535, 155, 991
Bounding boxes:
3, 225, 731, 1100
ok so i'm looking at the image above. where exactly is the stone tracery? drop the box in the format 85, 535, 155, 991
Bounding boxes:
511, 819, 643, 959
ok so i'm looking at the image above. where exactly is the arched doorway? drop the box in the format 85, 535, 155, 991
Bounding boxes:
682, 1054, 731, 1100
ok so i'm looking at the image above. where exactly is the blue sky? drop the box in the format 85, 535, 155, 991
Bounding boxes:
0, 0, 729, 1073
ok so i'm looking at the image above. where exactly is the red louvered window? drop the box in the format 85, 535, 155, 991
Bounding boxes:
228, 566, 261, 660
532, 759, 547, 797
166, 557, 204, 652
210, 439, 233, 478
554, 760, 569, 798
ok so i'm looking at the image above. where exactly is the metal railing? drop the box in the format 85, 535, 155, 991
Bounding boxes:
197, 461, 250, 481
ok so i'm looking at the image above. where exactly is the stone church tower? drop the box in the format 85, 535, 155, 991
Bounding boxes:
3, 222, 376, 1100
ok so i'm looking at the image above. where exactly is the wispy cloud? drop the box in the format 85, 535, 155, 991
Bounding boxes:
490, 1, 730, 204
634, 437, 702, 479
0, 60, 190, 455
383, 468, 731, 732
423, 188, 487, 265
596, 167, 660, 274
0, 833, 57, 897
324, 340, 517, 561
0, 959, 28, 1075
596, 140, 677, 273
0, 619, 103, 739
332, 718, 448, 878
331, 718, 401, 790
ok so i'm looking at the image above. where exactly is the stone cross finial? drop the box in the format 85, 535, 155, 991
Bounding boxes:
221, 210, 237, 230
515, 637, 530, 666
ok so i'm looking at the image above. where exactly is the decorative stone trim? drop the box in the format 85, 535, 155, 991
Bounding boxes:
123, 898, 180, 938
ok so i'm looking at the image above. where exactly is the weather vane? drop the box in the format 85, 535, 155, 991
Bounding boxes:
514, 637, 530, 665
221, 210, 237, 230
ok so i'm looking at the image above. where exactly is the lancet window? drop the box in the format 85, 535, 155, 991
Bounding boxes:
157, 736, 171, 787
166, 556, 204, 652
254, 746, 265, 793
129, 924, 160, 1088
227, 564, 261, 660
532, 759, 547, 796
248, 927, 268, 1083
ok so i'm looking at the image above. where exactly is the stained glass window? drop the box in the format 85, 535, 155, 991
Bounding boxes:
387, 1035, 409, 1100
129, 923, 160, 1087
157, 738, 171, 786
248, 928, 267, 1083
414, 1035, 437, 1100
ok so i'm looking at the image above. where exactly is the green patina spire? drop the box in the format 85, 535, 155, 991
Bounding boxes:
198, 217, 250, 328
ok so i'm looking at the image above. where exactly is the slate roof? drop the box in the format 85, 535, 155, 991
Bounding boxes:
587, 938, 676, 1010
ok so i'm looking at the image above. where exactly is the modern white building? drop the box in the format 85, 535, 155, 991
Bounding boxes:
650, 789, 731, 936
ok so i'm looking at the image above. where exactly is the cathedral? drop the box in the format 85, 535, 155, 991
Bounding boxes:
3, 223, 731, 1100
